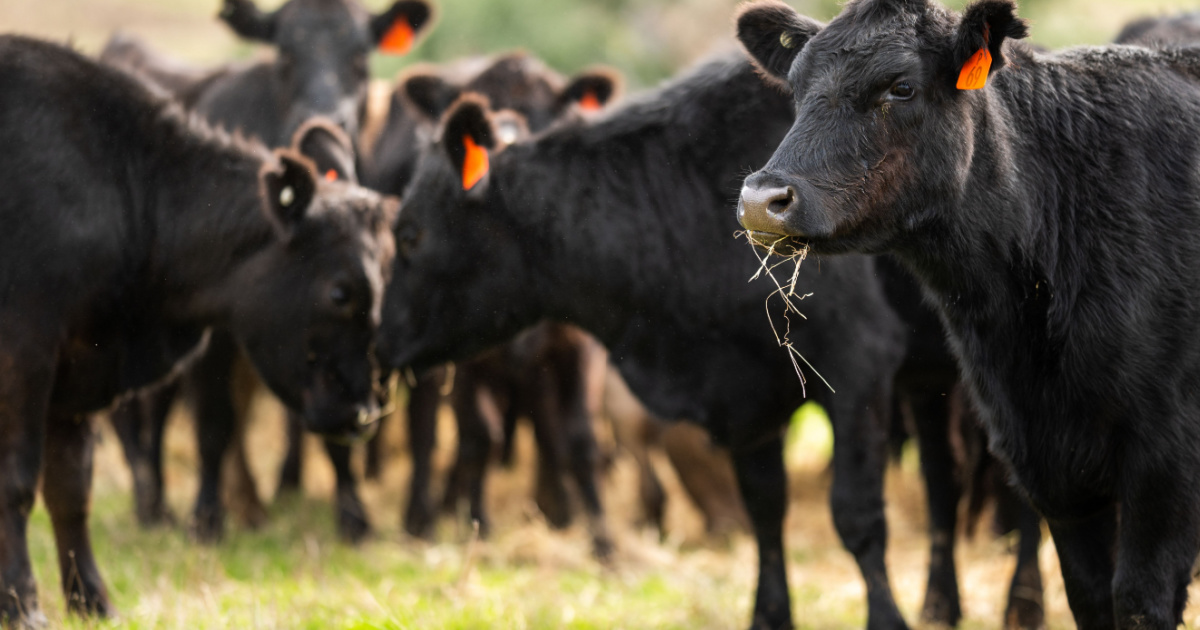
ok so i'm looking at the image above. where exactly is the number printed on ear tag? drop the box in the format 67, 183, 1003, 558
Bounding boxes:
957, 46, 992, 90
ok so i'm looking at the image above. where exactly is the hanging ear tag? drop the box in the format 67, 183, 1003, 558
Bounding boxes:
578, 90, 602, 112
461, 135, 489, 190
380, 17, 415, 55
957, 47, 991, 90
957, 24, 992, 90
324, 169, 338, 182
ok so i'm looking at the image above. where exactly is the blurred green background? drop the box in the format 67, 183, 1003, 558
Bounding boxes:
4, 0, 1198, 89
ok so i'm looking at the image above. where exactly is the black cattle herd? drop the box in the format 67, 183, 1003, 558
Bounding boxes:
2, 0, 1200, 627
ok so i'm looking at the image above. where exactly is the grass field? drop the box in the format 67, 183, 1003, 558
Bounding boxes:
9, 0, 1200, 627
15, 393, 1200, 629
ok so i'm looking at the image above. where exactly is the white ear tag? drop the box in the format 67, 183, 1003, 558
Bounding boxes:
280, 185, 295, 207
497, 122, 520, 146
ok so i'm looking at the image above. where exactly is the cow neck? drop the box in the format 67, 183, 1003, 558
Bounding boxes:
142, 106, 279, 326
490, 56, 795, 348
896, 46, 1200, 451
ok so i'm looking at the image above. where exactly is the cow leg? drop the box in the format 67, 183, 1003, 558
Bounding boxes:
446, 379, 503, 538
1046, 506, 1116, 629
828, 391, 907, 630
907, 388, 963, 626
1004, 494, 1044, 630
662, 423, 750, 536
184, 333, 239, 543
403, 369, 443, 538
324, 439, 371, 543
1111, 460, 1200, 629
0, 338, 53, 627
42, 413, 110, 617
109, 383, 177, 527
363, 372, 393, 480
732, 435, 791, 630
276, 411, 305, 495
222, 357, 267, 530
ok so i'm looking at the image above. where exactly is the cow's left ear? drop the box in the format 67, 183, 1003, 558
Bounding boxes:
290, 119, 358, 184
736, 1, 824, 89
952, 0, 1029, 88
260, 150, 318, 237
219, 0, 278, 42
372, 0, 434, 55
558, 68, 622, 113
439, 95, 496, 192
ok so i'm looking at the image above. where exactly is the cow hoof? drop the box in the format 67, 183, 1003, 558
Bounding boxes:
135, 503, 176, 529
337, 494, 372, 544
12, 609, 48, 630
404, 500, 435, 540
1005, 596, 1045, 630
65, 587, 112, 618
920, 592, 962, 628
592, 535, 615, 564
190, 508, 225, 544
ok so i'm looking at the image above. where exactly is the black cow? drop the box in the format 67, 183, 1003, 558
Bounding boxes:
380, 54, 910, 629
362, 52, 619, 551
98, 0, 432, 543
1116, 11, 1200, 47
737, 0, 1200, 626
0, 35, 396, 624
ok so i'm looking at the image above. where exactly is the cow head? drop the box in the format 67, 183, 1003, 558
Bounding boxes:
735, 0, 1028, 254
364, 53, 619, 196
219, 0, 433, 141
375, 96, 537, 372
234, 119, 398, 437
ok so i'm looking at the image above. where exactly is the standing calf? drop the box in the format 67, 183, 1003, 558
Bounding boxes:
0, 36, 396, 624
738, 0, 1200, 626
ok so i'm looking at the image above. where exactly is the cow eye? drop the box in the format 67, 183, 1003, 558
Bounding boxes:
888, 81, 914, 101
396, 220, 423, 260
330, 284, 353, 308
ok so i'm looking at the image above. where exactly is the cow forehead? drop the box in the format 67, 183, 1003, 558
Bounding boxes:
793, 11, 928, 89
277, 0, 369, 44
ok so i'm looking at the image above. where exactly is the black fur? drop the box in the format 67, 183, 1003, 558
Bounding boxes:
739, 0, 1200, 626
384, 53, 910, 630
0, 36, 395, 623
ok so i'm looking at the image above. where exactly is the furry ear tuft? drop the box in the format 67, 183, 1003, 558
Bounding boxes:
736, 1, 824, 87
372, 0, 434, 55
403, 72, 463, 119
260, 150, 318, 237
558, 68, 622, 112
439, 95, 498, 191
219, 0, 278, 42
954, 0, 1029, 81
290, 118, 357, 183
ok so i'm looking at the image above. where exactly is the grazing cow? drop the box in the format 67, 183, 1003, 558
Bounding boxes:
362, 53, 620, 549
737, 0, 1200, 626
98, 0, 432, 543
379, 54, 910, 629
0, 36, 395, 624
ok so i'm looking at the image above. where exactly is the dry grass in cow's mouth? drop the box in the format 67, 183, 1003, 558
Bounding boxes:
736, 231, 833, 397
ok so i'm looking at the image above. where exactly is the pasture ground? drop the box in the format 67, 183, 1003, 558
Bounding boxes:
26, 391, 1200, 629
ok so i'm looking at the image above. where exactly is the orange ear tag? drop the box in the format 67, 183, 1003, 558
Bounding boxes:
957, 24, 991, 90
578, 90, 602, 112
461, 135, 489, 190
380, 17, 414, 55
324, 169, 339, 182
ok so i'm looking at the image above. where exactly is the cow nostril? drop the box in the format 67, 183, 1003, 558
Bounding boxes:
768, 187, 795, 215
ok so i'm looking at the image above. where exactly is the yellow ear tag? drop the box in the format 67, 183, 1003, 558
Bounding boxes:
380, 17, 414, 55
957, 25, 991, 90
578, 89, 602, 112
461, 135, 489, 190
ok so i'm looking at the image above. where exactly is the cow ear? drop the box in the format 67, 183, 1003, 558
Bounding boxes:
260, 150, 318, 237
558, 68, 622, 113
290, 118, 357, 184
952, 0, 1029, 89
403, 72, 462, 119
372, 0, 434, 55
736, 1, 823, 88
219, 0, 278, 42
440, 96, 496, 192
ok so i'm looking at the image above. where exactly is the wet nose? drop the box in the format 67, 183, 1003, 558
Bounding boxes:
738, 184, 798, 235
